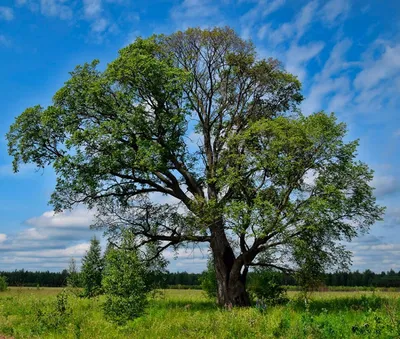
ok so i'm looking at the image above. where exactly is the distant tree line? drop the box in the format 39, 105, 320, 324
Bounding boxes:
163, 269, 400, 288
0, 269, 68, 287
2, 269, 400, 288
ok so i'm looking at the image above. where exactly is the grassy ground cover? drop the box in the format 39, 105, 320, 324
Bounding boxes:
0, 288, 400, 338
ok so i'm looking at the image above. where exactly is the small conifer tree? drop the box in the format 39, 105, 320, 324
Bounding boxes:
81, 236, 104, 297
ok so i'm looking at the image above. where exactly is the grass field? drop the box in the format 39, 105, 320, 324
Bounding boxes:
1, 287, 400, 338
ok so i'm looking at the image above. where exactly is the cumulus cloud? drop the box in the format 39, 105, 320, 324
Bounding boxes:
165, 245, 209, 273
347, 234, 400, 272
26, 208, 95, 228
0, 205, 208, 272
0, 207, 97, 271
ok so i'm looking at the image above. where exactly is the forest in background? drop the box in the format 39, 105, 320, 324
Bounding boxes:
1, 269, 400, 288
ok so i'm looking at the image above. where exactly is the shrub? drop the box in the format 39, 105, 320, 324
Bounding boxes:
102, 235, 149, 324
248, 270, 288, 306
0, 276, 8, 291
199, 257, 217, 300
67, 257, 81, 289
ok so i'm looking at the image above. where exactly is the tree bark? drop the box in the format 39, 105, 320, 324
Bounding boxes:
210, 223, 251, 307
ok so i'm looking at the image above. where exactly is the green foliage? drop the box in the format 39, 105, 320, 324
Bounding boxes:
7, 26, 384, 305
67, 257, 81, 289
1, 289, 400, 338
248, 270, 288, 306
102, 234, 149, 324
81, 237, 104, 298
199, 257, 217, 300
0, 276, 7, 291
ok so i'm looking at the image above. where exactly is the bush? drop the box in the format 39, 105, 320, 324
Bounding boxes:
0, 276, 8, 291
248, 270, 288, 306
199, 257, 217, 300
102, 236, 149, 324
67, 257, 81, 289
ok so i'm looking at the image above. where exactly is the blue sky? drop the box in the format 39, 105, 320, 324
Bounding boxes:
0, 0, 399, 273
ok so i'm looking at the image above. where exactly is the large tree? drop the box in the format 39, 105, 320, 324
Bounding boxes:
7, 27, 383, 306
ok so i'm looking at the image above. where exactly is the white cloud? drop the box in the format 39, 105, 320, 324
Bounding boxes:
285, 41, 325, 82
170, 0, 222, 29
240, 0, 285, 38
15, 0, 123, 40
255, 1, 324, 84
26, 208, 95, 228
303, 39, 352, 113
371, 175, 400, 198
15, 0, 72, 20
320, 0, 350, 24
40, 0, 73, 20
257, 23, 270, 40
347, 234, 400, 272
171, 0, 219, 20
303, 37, 400, 118
12, 242, 91, 259
347, 41, 400, 115
0, 207, 99, 271
91, 17, 108, 33
165, 245, 209, 272
83, 0, 102, 18
267, 0, 318, 46
17, 228, 48, 241
354, 42, 400, 91
0, 7, 14, 21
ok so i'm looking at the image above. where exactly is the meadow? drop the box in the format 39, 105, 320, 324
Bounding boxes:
0, 288, 399, 338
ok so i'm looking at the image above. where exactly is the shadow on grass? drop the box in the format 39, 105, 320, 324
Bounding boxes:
290, 295, 391, 313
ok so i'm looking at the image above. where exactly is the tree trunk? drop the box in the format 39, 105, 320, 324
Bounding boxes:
210, 225, 251, 307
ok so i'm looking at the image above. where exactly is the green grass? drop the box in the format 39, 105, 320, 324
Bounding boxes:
1, 288, 400, 338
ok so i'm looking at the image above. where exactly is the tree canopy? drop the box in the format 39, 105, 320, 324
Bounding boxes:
7, 27, 384, 306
